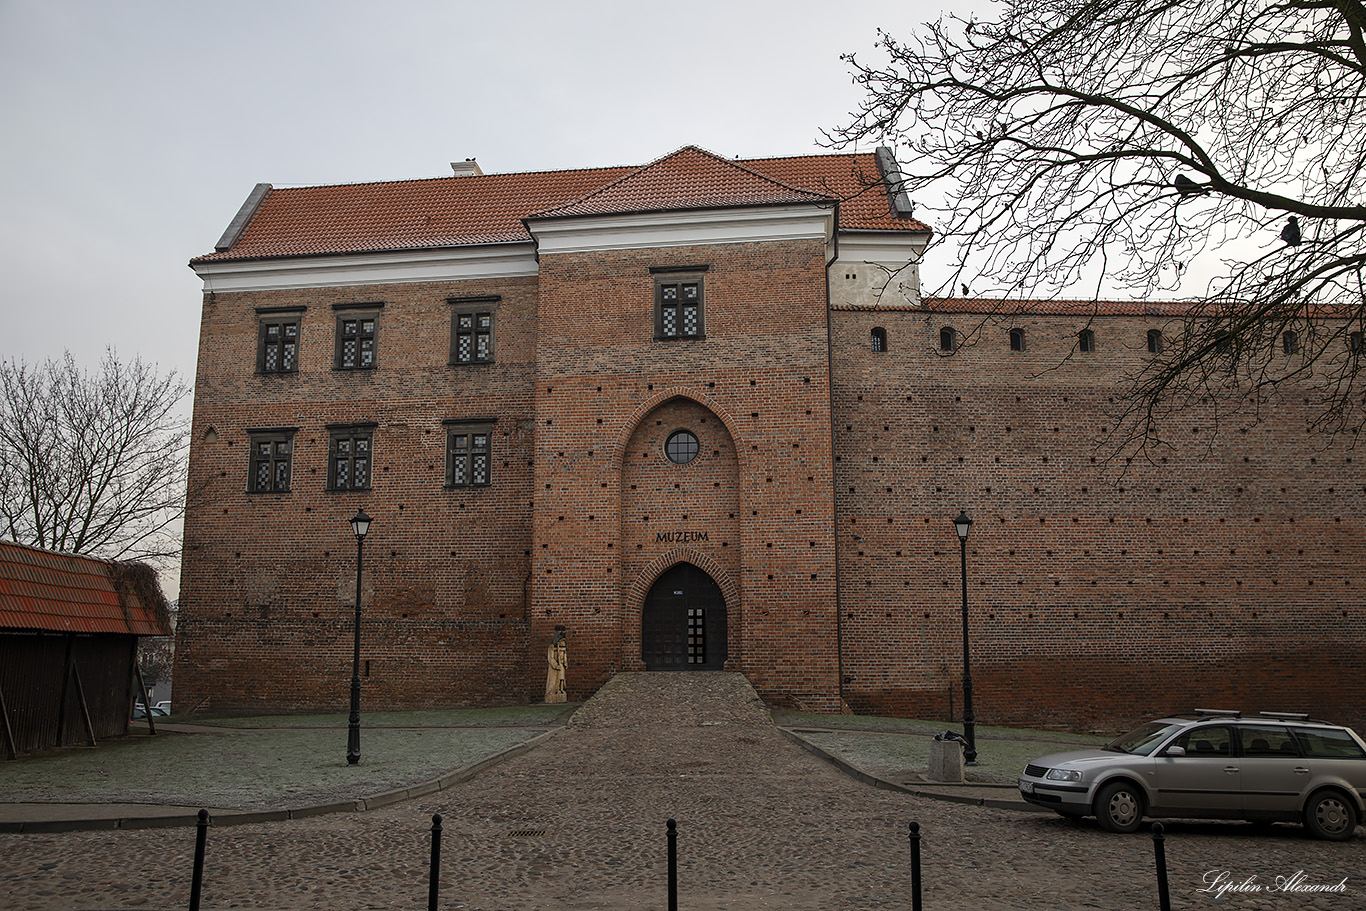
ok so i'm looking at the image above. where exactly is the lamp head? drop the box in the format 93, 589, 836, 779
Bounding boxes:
350, 508, 372, 540
953, 511, 972, 541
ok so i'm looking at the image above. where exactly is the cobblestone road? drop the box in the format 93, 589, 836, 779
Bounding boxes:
1, 672, 1360, 910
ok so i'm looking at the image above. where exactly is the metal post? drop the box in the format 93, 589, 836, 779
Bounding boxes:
189, 809, 209, 911
347, 530, 364, 765
667, 818, 677, 911
908, 821, 922, 911
959, 534, 977, 764
428, 813, 443, 911
1151, 822, 1171, 911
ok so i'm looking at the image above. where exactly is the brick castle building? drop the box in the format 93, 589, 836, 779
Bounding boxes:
174, 146, 1364, 730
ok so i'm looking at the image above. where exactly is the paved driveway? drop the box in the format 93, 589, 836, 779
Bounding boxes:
1, 672, 1359, 909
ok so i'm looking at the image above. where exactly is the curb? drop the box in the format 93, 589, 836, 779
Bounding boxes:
778, 728, 1046, 813
0, 728, 558, 834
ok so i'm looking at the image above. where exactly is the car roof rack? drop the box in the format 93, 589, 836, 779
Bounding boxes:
1258, 711, 1309, 720
1193, 708, 1242, 718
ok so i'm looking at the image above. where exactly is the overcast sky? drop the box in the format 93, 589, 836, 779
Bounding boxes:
0, 0, 990, 596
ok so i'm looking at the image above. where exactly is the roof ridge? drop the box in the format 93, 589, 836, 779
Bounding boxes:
528, 145, 832, 220
265, 162, 638, 194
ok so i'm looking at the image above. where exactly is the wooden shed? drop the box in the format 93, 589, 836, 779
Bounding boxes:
0, 541, 172, 758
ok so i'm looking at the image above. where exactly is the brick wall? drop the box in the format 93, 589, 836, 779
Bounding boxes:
831, 308, 1366, 730
174, 249, 1364, 730
529, 240, 841, 711
174, 276, 539, 713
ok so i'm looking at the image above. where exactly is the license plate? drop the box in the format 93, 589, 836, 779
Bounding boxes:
1018, 778, 1034, 794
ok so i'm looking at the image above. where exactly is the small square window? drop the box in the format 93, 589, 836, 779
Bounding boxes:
248, 430, 294, 493
334, 306, 382, 369
653, 269, 706, 340
257, 315, 301, 373
446, 422, 493, 487
329, 427, 374, 490
449, 298, 498, 365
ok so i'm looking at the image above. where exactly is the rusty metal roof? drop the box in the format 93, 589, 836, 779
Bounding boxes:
0, 541, 170, 636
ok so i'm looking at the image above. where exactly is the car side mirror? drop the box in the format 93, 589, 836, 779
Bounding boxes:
1163, 745, 1186, 757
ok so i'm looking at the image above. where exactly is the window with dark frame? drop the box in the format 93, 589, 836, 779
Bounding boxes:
1350, 331, 1364, 354
1147, 329, 1164, 354
328, 426, 374, 491
334, 304, 382, 369
1282, 330, 1299, 355
871, 327, 888, 352
449, 296, 498, 364
446, 422, 493, 487
665, 429, 700, 464
652, 266, 707, 340
1009, 327, 1026, 351
1077, 328, 1095, 353
247, 430, 294, 493
257, 309, 303, 373
940, 327, 956, 352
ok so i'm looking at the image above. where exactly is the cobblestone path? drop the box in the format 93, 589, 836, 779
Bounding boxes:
1, 672, 1361, 909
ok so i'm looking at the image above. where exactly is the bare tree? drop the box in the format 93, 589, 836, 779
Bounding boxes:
832, 0, 1366, 451
0, 350, 190, 563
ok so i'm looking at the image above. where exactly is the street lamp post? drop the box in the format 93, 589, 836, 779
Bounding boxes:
953, 510, 978, 765
346, 508, 372, 765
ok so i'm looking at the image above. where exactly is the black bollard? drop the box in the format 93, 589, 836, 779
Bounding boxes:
189, 809, 209, 911
428, 813, 443, 911
667, 818, 677, 911
908, 821, 922, 911
1151, 822, 1171, 911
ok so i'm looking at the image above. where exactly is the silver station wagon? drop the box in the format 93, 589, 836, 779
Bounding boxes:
1018, 711, 1366, 840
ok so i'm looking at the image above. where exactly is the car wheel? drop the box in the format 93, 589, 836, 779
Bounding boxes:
1303, 790, 1359, 841
1095, 782, 1144, 833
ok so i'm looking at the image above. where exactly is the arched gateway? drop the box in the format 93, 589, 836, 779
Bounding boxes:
641, 563, 727, 670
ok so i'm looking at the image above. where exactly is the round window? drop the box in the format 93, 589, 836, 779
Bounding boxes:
665, 429, 700, 464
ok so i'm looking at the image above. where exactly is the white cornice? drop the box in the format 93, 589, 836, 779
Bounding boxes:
191, 243, 539, 293
836, 231, 931, 267
525, 204, 836, 256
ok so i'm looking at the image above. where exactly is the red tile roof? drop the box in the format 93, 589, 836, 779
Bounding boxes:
0, 541, 171, 636
530, 146, 835, 219
194, 149, 929, 263
833, 297, 1199, 316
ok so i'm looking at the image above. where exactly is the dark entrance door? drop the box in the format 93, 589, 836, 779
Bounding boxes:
642, 563, 726, 670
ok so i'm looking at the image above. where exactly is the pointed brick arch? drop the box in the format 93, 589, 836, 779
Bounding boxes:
627, 548, 742, 671
610, 388, 749, 474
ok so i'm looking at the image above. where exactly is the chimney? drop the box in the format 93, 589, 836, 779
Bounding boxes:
450, 159, 483, 177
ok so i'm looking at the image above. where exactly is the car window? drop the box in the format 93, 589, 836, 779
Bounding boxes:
1169, 725, 1232, 756
1292, 728, 1366, 759
1238, 725, 1300, 757
1107, 722, 1185, 755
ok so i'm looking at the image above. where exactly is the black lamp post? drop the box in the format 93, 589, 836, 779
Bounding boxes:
953, 510, 978, 765
346, 508, 372, 765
